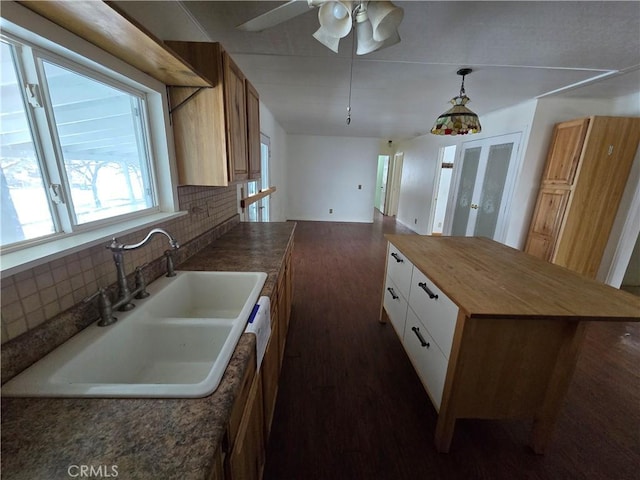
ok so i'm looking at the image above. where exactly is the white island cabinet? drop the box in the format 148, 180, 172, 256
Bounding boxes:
380, 236, 640, 453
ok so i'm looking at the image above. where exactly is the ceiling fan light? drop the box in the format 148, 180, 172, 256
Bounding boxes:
318, 1, 353, 39
377, 28, 401, 49
355, 9, 382, 55
313, 26, 341, 53
368, 1, 404, 42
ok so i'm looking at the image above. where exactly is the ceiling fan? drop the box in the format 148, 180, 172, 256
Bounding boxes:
237, 0, 404, 55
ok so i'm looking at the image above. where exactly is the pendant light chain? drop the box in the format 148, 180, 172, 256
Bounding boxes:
346, 28, 356, 125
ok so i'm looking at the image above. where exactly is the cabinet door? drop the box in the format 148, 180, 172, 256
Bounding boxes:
228, 374, 265, 480
285, 249, 293, 326
262, 329, 279, 441
277, 272, 287, 367
541, 118, 589, 185
223, 53, 249, 182
246, 80, 261, 179
524, 187, 571, 261
207, 443, 225, 480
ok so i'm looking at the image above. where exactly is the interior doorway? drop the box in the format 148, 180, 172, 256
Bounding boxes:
385, 152, 404, 217
375, 155, 390, 213
429, 145, 456, 235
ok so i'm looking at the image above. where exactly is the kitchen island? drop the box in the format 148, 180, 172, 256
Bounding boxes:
381, 235, 640, 453
1, 222, 295, 480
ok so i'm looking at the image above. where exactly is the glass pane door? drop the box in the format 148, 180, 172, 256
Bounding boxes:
446, 132, 521, 242
474, 142, 513, 238
450, 147, 481, 236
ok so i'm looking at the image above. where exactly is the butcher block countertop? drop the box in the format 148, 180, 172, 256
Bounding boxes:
385, 235, 640, 321
384, 235, 639, 454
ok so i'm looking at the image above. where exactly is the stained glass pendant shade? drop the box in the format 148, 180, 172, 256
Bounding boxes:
431, 68, 482, 136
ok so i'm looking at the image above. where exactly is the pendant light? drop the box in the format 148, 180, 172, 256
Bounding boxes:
431, 68, 482, 136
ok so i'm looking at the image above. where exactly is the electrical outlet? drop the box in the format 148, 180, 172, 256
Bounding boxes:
329, 208, 333, 214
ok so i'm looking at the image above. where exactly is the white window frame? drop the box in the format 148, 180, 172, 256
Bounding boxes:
0, 3, 183, 277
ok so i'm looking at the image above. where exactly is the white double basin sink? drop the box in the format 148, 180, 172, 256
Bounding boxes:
2, 271, 267, 398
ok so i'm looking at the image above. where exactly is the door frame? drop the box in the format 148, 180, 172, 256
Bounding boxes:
385, 152, 404, 216
443, 132, 522, 242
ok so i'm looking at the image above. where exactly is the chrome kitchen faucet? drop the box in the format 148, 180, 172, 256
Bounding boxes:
106, 228, 180, 312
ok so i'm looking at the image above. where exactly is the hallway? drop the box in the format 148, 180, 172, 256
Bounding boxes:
264, 214, 640, 480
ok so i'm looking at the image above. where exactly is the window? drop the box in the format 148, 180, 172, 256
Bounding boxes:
1, 34, 157, 250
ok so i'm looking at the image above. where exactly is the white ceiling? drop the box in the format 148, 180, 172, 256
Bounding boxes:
116, 1, 640, 140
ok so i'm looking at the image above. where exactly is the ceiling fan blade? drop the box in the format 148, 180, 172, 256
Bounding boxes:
237, 0, 316, 32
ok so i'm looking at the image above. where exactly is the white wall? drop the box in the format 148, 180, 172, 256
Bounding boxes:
286, 135, 382, 222
259, 102, 288, 222
395, 135, 448, 233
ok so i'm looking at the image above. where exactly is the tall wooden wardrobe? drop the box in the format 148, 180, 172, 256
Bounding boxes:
524, 116, 640, 279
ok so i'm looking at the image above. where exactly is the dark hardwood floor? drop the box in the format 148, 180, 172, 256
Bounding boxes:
264, 213, 640, 480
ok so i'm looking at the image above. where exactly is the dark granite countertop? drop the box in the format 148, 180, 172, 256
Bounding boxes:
1, 222, 296, 480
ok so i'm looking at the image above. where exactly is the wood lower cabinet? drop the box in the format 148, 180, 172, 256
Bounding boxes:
207, 444, 225, 480
525, 116, 640, 278
223, 237, 294, 480
166, 41, 259, 186
263, 240, 294, 438
380, 235, 640, 454
227, 373, 265, 480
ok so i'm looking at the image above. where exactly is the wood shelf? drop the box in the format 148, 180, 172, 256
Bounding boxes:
18, 0, 211, 87
241, 187, 277, 209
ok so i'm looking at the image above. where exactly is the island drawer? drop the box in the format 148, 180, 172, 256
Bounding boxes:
408, 268, 457, 358
386, 244, 413, 298
384, 275, 409, 339
403, 308, 449, 411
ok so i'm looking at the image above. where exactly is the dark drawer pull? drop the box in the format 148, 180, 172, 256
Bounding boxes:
418, 282, 438, 299
391, 252, 404, 263
387, 287, 399, 300
411, 326, 430, 348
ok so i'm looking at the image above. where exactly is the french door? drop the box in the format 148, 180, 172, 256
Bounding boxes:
445, 132, 521, 242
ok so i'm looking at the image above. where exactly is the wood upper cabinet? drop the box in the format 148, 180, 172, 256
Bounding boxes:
224, 53, 249, 181
166, 41, 258, 186
525, 116, 640, 278
246, 80, 261, 180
